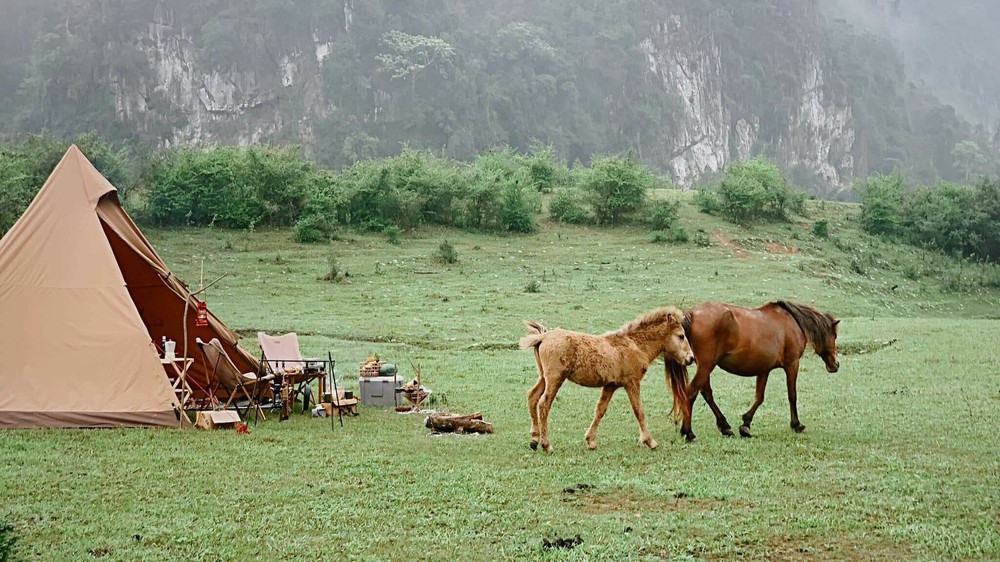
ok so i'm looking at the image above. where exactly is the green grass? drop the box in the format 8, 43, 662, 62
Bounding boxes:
1, 196, 998, 560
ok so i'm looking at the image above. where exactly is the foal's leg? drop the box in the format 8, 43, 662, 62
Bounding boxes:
624, 382, 658, 450
784, 361, 805, 433
526, 376, 547, 450
584, 385, 617, 450
700, 379, 734, 436
537, 376, 566, 453
739, 374, 769, 437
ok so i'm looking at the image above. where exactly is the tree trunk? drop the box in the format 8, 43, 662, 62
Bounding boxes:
425, 412, 493, 434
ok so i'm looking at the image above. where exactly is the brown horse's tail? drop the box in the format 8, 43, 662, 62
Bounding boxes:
665, 357, 691, 425
519, 321, 548, 377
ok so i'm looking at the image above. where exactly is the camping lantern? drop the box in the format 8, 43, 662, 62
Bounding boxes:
195, 301, 209, 327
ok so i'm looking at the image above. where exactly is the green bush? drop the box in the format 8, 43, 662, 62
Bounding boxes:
582, 154, 653, 224
693, 189, 721, 215
384, 225, 402, 245
293, 212, 336, 243
436, 239, 459, 264
812, 219, 830, 238
856, 172, 904, 236
548, 188, 591, 224
712, 157, 802, 224
647, 199, 680, 231
500, 180, 538, 233
461, 148, 539, 232
519, 143, 565, 192
384, 148, 464, 227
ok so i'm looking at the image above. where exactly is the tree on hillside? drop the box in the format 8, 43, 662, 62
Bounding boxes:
376, 31, 455, 92
952, 140, 989, 182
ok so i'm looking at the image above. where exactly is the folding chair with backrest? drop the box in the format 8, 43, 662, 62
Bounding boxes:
257, 332, 327, 418
197, 337, 273, 421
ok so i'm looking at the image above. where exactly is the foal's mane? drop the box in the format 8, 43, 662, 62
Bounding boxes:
606, 307, 683, 337
772, 301, 836, 346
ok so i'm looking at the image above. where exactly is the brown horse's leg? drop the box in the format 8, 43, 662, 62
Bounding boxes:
537, 376, 566, 453
701, 379, 734, 436
739, 374, 769, 437
584, 385, 617, 450
784, 362, 805, 433
624, 382, 658, 449
681, 364, 714, 442
526, 376, 546, 450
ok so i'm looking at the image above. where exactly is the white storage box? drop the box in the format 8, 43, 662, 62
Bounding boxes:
358, 376, 401, 407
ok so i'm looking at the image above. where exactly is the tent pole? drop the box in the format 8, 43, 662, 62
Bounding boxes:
329, 352, 342, 429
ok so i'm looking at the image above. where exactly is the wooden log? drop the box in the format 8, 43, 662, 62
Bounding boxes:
425, 413, 493, 434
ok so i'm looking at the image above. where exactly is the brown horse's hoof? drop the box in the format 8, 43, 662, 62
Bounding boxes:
720, 426, 735, 437
683, 433, 697, 443
792, 424, 806, 433
739, 425, 753, 438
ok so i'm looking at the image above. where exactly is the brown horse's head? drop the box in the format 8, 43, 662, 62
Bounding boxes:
817, 318, 840, 373
775, 301, 840, 373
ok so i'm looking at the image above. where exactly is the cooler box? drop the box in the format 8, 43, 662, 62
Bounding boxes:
359, 376, 401, 407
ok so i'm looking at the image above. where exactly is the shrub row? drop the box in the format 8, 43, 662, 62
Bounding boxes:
857, 173, 1000, 261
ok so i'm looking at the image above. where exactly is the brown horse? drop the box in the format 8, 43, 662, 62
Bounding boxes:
520, 307, 695, 453
665, 301, 840, 441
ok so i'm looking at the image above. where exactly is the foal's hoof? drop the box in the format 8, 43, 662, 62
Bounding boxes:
644, 438, 659, 450
739, 425, 753, 438
792, 423, 806, 433
585, 438, 598, 450
542, 443, 554, 454
530, 441, 539, 450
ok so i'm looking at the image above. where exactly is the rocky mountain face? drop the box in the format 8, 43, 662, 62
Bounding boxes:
1, 1, 993, 194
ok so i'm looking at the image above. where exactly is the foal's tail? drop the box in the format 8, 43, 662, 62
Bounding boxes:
665, 357, 691, 425
519, 321, 548, 377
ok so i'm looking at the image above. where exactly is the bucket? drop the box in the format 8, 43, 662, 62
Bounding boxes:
164, 339, 176, 361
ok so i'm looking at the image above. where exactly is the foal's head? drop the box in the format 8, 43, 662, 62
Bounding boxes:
657, 308, 695, 366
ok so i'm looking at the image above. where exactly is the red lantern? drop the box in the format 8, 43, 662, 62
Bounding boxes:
195, 301, 209, 327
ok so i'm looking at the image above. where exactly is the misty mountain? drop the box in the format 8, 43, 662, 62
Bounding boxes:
0, 0, 996, 195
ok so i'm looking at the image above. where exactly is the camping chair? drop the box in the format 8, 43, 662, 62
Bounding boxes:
197, 337, 274, 422
257, 332, 327, 419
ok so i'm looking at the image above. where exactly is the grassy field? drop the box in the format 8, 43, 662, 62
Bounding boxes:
1, 195, 998, 561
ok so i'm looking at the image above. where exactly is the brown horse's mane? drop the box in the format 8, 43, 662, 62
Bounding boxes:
772, 301, 836, 347
605, 307, 684, 337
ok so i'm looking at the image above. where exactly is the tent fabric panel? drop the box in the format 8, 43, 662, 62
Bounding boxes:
0, 286, 179, 413
0, 410, 181, 429
99, 215, 260, 399
96, 197, 252, 348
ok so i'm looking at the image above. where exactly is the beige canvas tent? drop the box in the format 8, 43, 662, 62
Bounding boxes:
0, 145, 258, 428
